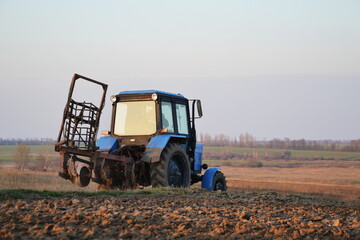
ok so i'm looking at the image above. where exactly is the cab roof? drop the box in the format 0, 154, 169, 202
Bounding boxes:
119, 90, 185, 98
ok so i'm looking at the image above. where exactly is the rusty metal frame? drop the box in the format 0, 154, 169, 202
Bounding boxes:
55, 74, 108, 152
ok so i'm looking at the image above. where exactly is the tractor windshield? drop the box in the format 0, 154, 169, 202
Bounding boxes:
114, 101, 156, 136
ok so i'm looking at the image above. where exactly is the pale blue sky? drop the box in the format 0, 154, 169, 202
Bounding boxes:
0, 1, 359, 140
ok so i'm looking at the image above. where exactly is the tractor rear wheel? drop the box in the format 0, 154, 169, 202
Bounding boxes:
212, 171, 227, 191
150, 143, 191, 188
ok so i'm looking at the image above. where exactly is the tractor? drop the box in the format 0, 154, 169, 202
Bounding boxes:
55, 74, 226, 191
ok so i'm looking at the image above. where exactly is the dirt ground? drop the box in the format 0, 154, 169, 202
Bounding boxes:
1, 190, 359, 239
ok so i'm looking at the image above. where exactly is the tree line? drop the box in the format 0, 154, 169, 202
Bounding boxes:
2, 135, 360, 152
0, 138, 55, 145
198, 133, 360, 152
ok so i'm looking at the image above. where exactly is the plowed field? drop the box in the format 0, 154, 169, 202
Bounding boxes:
1, 190, 359, 239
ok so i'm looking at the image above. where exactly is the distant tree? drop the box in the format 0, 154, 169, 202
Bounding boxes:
239, 134, 245, 147
13, 143, 30, 171
36, 153, 47, 171
35, 145, 53, 171
284, 138, 290, 149
232, 136, 238, 147
342, 139, 360, 152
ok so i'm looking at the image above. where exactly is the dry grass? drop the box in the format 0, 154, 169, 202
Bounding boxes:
221, 166, 360, 202
227, 180, 360, 202
0, 170, 98, 192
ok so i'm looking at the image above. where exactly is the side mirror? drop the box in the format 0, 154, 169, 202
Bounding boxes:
196, 100, 203, 118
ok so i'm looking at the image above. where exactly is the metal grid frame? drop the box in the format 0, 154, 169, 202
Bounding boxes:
56, 74, 108, 152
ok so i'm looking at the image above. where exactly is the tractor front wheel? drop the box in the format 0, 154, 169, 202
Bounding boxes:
212, 171, 227, 191
150, 143, 191, 188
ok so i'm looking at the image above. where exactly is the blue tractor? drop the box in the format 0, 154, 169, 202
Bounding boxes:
55, 74, 226, 191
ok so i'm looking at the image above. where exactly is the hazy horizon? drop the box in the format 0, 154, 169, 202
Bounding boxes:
1, 1, 359, 140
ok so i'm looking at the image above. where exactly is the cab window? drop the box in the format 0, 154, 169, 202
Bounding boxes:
114, 101, 156, 136
176, 103, 189, 135
161, 101, 174, 133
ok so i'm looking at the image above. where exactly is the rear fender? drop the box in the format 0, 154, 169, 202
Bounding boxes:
201, 167, 221, 191
142, 135, 186, 163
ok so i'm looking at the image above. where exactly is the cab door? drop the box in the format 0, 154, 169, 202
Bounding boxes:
174, 102, 190, 136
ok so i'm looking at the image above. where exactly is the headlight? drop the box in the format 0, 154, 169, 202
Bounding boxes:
151, 93, 158, 101
110, 95, 117, 102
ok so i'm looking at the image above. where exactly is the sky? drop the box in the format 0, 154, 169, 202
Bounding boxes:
0, 0, 359, 140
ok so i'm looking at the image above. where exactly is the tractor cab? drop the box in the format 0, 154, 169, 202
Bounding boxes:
98, 90, 202, 167
109, 90, 197, 145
